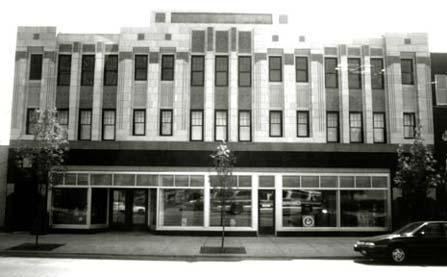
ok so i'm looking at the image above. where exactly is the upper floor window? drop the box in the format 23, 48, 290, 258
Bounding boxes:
349, 112, 363, 143
269, 56, 282, 82
29, 54, 43, 80
191, 56, 204, 87
102, 109, 116, 140
371, 58, 384, 89
327, 112, 339, 142
403, 113, 416, 139
160, 109, 173, 136
373, 113, 386, 143
297, 111, 310, 137
401, 59, 414, 85
325, 58, 338, 88
81, 55, 95, 86
104, 55, 118, 86
296, 57, 308, 83
26, 108, 38, 135
134, 55, 148, 81
161, 55, 175, 81
190, 110, 203, 141
238, 56, 251, 87
348, 58, 362, 89
133, 109, 146, 136
57, 55, 71, 86
57, 109, 69, 130
238, 110, 251, 142
215, 56, 229, 87
78, 109, 92, 140
215, 110, 228, 141
269, 111, 283, 137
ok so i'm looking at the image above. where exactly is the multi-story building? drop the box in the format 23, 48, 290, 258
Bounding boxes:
4, 11, 435, 235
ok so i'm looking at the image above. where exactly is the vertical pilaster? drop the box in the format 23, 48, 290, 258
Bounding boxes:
416, 56, 434, 144
116, 53, 133, 140
173, 58, 189, 139
68, 51, 80, 140
362, 51, 374, 143
253, 56, 269, 141
10, 52, 28, 138
41, 52, 57, 109
283, 54, 296, 140
339, 49, 350, 143
147, 53, 160, 139
204, 53, 215, 141
91, 50, 104, 141
310, 52, 326, 142
386, 56, 404, 143
228, 52, 238, 142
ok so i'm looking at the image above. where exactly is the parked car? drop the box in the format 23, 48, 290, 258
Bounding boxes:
354, 221, 447, 263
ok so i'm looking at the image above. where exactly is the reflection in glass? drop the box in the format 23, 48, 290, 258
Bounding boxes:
341, 190, 387, 227
282, 189, 336, 227
52, 188, 87, 224
132, 190, 147, 225
160, 189, 203, 226
91, 188, 107, 224
259, 190, 274, 230
112, 190, 126, 224
210, 189, 252, 227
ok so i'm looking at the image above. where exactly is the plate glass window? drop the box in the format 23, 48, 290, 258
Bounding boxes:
215, 56, 229, 86
81, 55, 95, 86
269, 111, 282, 137
269, 56, 282, 82
215, 110, 228, 141
401, 59, 414, 85
297, 111, 309, 137
371, 58, 384, 89
133, 109, 146, 136
403, 113, 416, 138
102, 110, 115, 140
349, 112, 363, 143
325, 58, 338, 88
79, 109, 92, 140
190, 110, 203, 141
160, 109, 173, 136
57, 109, 69, 130
348, 58, 361, 89
327, 112, 339, 142
161, 55, 175, 81
191, 56, 204, 86
373, 113, 386, 143
29, 54, 43, 80
104, 55, 118, 86
134, 55, 148, 81
57, 55, 71, 86
238, 110, 251, 141
238, 56, 251, 87
296, 57, 308, 82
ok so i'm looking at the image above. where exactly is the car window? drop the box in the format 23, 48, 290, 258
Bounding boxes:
421, 223, 445, 238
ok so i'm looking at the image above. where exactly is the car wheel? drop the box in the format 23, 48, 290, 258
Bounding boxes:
390, 246, 407, 263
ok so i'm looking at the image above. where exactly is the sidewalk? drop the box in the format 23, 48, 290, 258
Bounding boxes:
0, 232, 362, 260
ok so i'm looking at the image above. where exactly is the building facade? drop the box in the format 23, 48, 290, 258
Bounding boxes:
5, 12, 436, 235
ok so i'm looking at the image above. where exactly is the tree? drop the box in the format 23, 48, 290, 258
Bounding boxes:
394, 125, 442, 222
210, 141, 236, 250
15, 108, 69, 246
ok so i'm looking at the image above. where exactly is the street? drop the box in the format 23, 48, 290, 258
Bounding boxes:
0, 257, 446, 277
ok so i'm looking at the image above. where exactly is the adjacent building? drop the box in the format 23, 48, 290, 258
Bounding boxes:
4, 12, 436, 235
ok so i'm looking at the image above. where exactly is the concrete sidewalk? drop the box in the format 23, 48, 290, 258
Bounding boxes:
0, 232, 362, 260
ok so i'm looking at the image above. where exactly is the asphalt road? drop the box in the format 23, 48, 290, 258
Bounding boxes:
0, 257, 446, 277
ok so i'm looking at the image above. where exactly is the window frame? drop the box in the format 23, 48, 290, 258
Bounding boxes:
296, 110, 310, 137
81, 55, 95, 86
56, 109, 69, 130
57, 54, 72, 86
373, 112, 386, 143
295, 56, 309, 83
401, 59, 414, 85
214, 110, 228, 141
325, 57, 338, 88
161, 55, 175, 81
29, 54, 43, 80
348, 58, 362, 89
190, 109, 204, 141
269, 56, 283, 82
103, 55, 118, 86
159, 109, 173, 136
191, 55, 205, 87
349, 112, 363, 143
371, 58, 384, 89
26, 108, 38, 135
269, 110, 283, 137
326, 111, 339, 143
78, 109, 92, 141
102, 109, 116, 141
134, 54, 148, 81
132, 109, 146, 136
215, 55, 229, 87
238, 110, 252, 142
403, 112, 416, 139
238, 56, 252, 87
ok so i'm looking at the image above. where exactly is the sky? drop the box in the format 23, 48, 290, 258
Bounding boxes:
1, 0, 447, 145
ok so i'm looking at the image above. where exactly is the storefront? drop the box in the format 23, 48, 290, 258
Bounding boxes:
49, 168, 391, 235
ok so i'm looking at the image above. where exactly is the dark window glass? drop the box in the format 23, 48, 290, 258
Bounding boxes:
327, 112, 339, 142
57, 109, 69, 130
161, 55, 175, 81
29, 54, 43, 80
104, 55, 118, 86
269, 56, 282, 82
349, 112, 363, 143
91, 188, 108, 224
238, 56, 252, 87
420, 223, 445, 238
340, 190, 387, 227
373, 113, 386, 143
325, 58, 338, 88
160, 189, 204, 226
133, 109, 146, 136
78, 109, 92, 140
52, 188, 88, 225
403, 113, 416, 139
269, 111, 282, 137
371, 58, 384, 89
26, 108, 39, 135
297, 111, 309, 137
215, 56, 228, 86
57, 55, 71, 86
102, 110, 115, 140
296, 57, 308, 82
191, 56, 204, 86
348, 58, 361, 89
190, 110, 203, 141
401, 59, 414, 85
81, 55, 95, 86
210, 189, 252, 227
215, 110, 228, 141
238, 110, 251, 141
160, 109, 173, 136
135, 55, 148, 81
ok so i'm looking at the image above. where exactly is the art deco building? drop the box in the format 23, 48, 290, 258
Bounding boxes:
3, 11, 435, 234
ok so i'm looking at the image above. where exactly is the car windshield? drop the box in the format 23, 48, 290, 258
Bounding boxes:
393, 222, 423, 234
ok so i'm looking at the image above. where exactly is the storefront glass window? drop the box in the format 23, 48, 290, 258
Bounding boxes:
282, 189, 336, 227
91, 188, 108, 224
210, 189, 252, 227
52, 188, 87, 224
159, 189, 204, 226
340, 190, 387, 227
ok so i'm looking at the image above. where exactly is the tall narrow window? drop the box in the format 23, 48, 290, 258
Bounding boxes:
81, 55, 95, 86
238, 56, 251, 87
403, 113, 416, 139
161, 55, 175, 81
133, 109, 146, 136
102, 110, 115, 140
160, 109, 173, 136
79, 109, 92, 140
238, 110, 251, 142
269, 111, 282, 137
191, 56, 205, 86
134, 55, 148, 81
371, 58, 384, 89
57, 109, 69, 130
215, 56, 228, 87
26, 108, 38, 135
348, 58, 361, 89
296, 57, 308, 82
269, 56, 282, 82
104, 55, 118, 86
190, 110, 203, 141
297, 111, 310, 137
57, 55, 72, 86
215, 110, 228, 141
349, 112, 363, 143
325, 58, 338, 88
327, 112, 339, 142
373, 113, 386, 143
29, 54, 43, 80
401, 59, 414, 85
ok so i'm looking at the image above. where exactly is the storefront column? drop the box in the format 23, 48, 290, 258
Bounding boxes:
275, 174, 282, 231
252, 175, 258, 230
86, 187, 92, 226
204, 174, 210, 227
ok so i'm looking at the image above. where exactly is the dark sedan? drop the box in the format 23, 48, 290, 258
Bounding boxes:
354, 221, 447, 263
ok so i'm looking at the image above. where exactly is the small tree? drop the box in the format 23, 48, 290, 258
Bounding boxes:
210, 141, 236, 250
394, 125, 442, 222
15, 108, 69, 246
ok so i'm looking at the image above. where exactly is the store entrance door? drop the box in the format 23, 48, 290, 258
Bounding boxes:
110, 189, 147, 230
258, 190, 275, 235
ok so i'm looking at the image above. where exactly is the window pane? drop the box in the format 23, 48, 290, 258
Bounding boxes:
160, 189, 204, 226
103, 111, 115, 124
302, 176, 319, 188
161, 110, 172, 135
81, 55, 95, 86
52, 188, 87, 224
327, 113, 338, 127
374, 129, 385, 143
191, 56, 204, 71
210, 189, 252, 227
57, 55, 71, 86
103, 125, 115, 140
327, 128, 338, 142
30, 54, 43, 80
191, 126, 203, 140
216, 127, 226, 141
91, 188, 108, 224
215, 56, 228, 71
269, 70, 281, 82
215, 72, 228, 86
239, 127, 250, 141
325, 73, 337, 88
191, 72, 204, 86
340, 190, 387, 227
